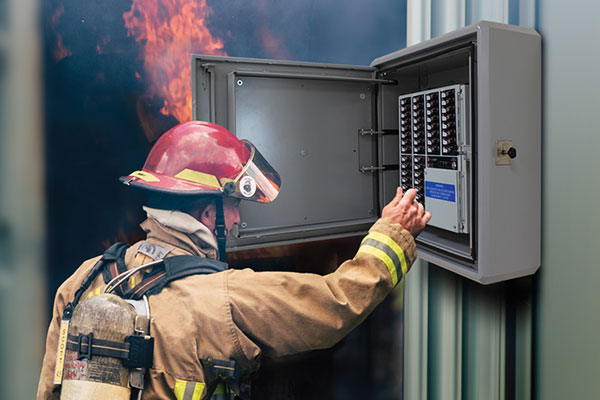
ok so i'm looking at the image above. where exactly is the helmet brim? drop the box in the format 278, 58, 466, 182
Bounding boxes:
119, 173, 224, 197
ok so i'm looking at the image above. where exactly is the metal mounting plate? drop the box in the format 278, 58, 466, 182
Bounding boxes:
496, 140, 515, 165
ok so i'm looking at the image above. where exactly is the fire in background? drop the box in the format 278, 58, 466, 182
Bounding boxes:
123, 0, 227, 124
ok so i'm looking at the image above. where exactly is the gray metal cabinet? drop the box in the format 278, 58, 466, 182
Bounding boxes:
192, 21, 541, 284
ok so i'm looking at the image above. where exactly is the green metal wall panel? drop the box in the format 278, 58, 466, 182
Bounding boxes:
536, 0, 600, 398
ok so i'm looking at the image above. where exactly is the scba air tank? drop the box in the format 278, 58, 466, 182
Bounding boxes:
60, 294, 136, 400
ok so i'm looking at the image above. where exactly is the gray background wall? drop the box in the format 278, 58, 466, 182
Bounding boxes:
536, 0, 600, 398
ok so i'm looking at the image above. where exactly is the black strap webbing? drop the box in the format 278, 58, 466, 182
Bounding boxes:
64, 244, 227, 319
66, 333, 154, 369
213, 198, 228, 262
101, 242, 130, 284
63, 243, 131, 320
124, 255, 228, 300
66, 332, 129, 359
164, 256, 227, 281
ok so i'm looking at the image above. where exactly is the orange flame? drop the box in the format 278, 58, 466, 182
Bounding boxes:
50, 5, 72, 62
123, 0, 226, 123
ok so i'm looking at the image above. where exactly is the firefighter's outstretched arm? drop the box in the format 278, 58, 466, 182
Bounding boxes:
227, 188, 431, 357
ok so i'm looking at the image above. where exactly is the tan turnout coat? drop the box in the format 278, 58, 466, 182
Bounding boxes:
38, 215, 416, 399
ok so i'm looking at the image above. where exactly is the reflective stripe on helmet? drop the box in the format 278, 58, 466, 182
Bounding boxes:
129, 170, 160, 182
174, 169, 221, 188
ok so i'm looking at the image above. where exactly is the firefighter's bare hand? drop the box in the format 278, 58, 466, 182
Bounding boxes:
381, 187, 432, 238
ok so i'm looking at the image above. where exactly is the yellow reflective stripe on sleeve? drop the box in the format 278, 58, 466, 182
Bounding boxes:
363, 231, 409, 277
174, 380, 206, 400
175, 168, 221, 188
173, 381, 186, 399
357, 245, 399, 286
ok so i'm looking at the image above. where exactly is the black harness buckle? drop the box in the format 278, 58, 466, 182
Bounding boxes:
213, 225, 229, 239
77, 332, 93, 360
123, 335, 154, 369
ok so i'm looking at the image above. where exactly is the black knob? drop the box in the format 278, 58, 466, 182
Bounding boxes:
224, 181, 236, 194
507, 147, 517, 159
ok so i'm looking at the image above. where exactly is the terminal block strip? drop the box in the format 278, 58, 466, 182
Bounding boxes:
399, 84, 470, 233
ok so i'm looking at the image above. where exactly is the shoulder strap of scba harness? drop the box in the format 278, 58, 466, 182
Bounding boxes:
62, 242, 227, 319
100, 242, 228, 300
57, 243, 239, 399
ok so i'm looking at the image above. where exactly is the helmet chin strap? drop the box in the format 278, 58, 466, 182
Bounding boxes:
213, 198, 228, 262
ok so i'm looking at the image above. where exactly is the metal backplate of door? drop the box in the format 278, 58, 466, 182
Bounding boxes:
193, 57, 386, 249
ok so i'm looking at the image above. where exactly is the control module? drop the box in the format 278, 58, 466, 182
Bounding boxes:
400, 85, 470, 234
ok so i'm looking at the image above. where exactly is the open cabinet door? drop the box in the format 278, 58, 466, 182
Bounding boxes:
192, 56, 389, 249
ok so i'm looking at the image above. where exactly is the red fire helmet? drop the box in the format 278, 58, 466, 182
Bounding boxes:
120, 121, 281, 203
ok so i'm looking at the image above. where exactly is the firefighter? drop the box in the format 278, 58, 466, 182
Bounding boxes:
37, 121, 431, 399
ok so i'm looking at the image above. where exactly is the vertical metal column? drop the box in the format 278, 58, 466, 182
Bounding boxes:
518, 0, 536, 28
404, 259, 429, 400
407, 0, 431, 47
467, 0, 509, 24
431, 0, 466, 37
427, 267, 463, 399
461, 282, 506, 400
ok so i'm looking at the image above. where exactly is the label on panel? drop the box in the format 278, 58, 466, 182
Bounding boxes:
424, 168, 460, 232
425, 180, 456, 202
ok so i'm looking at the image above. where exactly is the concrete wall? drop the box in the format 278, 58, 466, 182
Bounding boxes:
535, 1, 600, 398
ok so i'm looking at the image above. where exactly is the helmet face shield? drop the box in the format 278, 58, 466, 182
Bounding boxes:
226, 140, 281, 203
